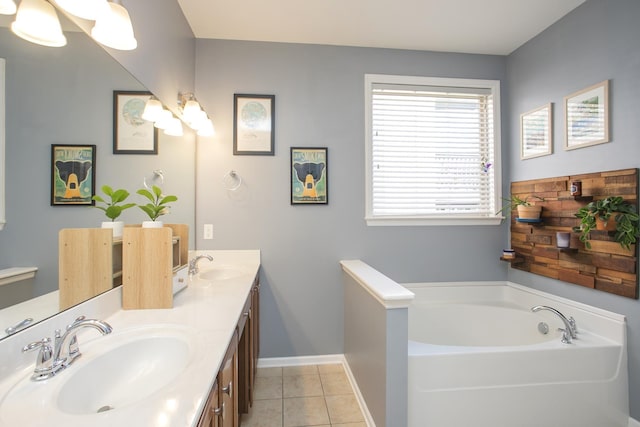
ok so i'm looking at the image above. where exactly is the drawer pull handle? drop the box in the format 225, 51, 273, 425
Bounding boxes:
222, 381, 233, 397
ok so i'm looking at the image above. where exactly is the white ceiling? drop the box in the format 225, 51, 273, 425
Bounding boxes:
177, 0, 586, 55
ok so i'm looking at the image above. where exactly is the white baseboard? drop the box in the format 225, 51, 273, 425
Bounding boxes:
257, 355, 376, 427
629, 417, 640, 427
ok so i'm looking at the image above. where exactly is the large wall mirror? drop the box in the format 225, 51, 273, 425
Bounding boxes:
0, 14, 196, 340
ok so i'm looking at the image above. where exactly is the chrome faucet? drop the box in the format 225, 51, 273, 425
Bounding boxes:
22, 316, 112, 381
531, 305, 578, 344
189, 254, 213, 276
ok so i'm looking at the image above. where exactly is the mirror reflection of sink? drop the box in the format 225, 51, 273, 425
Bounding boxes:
198, 265, 248, 281
57, 335, 190, 414
0, 326, 192, 422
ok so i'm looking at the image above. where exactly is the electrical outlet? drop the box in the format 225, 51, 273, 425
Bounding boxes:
203, 224, 213, 239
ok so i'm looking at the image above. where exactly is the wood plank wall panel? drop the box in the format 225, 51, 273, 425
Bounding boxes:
509, 168, 638, 299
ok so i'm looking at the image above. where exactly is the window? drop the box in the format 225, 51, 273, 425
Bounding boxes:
365, 74, 502, 226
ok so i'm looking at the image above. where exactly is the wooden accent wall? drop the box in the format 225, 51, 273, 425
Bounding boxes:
509, 168, 638, 299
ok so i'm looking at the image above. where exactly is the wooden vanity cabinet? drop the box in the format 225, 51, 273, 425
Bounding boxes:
238, 276, 260, 413
198, 332, 238, 427
198, 274, 260, 427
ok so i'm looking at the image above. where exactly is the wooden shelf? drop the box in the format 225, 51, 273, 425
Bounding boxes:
500, 256, 524, 264
558, 247, 578, 252
515, 218, 543, 224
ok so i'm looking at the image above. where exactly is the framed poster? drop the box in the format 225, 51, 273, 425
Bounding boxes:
564, 80, 609, 151
291, 147, 328, 205
113, 90, 158, 154
51, 144, 96, 206
520, 103, 552, 160
233, 94, 275, 155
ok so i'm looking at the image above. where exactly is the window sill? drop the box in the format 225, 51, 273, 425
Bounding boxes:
365, 216, 504, 226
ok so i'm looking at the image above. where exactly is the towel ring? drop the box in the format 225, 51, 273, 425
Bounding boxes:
143, 169, 165, 190
223, 170, 242, 191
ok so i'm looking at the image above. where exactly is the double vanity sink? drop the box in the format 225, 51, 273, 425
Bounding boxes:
0, 250, 260, 426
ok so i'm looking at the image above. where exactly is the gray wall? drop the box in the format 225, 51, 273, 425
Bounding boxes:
506, 0, 640, 418
194, 40, 507, 358
0, 28, 195, 304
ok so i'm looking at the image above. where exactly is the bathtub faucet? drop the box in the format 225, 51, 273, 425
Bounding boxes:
531, 305, 578, 344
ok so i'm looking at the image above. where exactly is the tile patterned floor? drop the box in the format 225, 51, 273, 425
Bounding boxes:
240, 364, 367, 427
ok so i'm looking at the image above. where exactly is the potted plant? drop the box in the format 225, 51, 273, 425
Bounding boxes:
496, 195, 544, 220
92, 185, 136, 237
137, 185, 178, 228
573, 196, 640, 250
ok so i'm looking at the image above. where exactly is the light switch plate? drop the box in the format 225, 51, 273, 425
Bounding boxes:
203, 224, 213, 239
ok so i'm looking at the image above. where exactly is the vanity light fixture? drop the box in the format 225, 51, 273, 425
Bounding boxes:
153, 109, 173, 130
177, 92, 203, 124
11, 0, 67, 47
0, 0, 16, 15
91, 0, 137, 51
197, 118, 215, 137
164, 117, 184, 137
141, 96, 163, 122
51, 0, 108, 20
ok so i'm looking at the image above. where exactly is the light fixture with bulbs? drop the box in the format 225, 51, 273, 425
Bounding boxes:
11, 0, 67, 47
0, 0, 17, 15
141, 96, 163, 122
91, 0, 137, 51
178, 92, 215, 136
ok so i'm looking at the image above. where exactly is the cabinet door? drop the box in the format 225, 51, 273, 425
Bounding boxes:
250, 278, 260, 391
220, 333, 238, 427
197, 381, 220, 427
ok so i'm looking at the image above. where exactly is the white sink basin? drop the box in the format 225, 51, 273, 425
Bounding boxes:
198, 265, 249, 281
0, 326, 193, 423
57, 335, 190, 414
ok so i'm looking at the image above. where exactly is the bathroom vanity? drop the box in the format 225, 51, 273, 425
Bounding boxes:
0, 250, 260, 427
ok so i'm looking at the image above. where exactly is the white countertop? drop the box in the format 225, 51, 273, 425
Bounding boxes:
0, 250, 260, 427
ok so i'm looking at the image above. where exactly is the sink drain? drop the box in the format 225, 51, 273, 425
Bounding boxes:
97, 405, 114, 413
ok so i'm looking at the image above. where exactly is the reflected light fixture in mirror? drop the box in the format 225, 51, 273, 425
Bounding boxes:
142, 96, 163, 122
164, 117, 184, 137
11, 0, 67, 47
91, 0, 136, 51
154, 109, 173, 130
0, 0, 16, 15
52, 0, 108, 20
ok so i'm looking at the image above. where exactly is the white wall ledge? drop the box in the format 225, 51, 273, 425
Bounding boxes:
0, 267, 38, 287
340, 260, 414, 309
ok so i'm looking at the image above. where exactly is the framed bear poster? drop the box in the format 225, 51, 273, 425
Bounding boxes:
51, 144, 96, 206
290, 147, 328, 205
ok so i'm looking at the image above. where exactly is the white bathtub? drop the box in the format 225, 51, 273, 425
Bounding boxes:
405, 281, 629, 427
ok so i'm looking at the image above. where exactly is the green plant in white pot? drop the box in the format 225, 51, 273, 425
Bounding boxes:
137, 185, 178, 228
92, 185, 136, 237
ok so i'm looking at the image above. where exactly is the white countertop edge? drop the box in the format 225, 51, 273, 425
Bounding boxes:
340, 260, 414, 309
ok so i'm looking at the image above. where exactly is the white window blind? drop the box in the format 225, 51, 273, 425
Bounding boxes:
365, 75, 501, 226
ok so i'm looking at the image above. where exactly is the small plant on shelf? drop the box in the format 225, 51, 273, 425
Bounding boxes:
137, 185, 178, 222
92, 185, 136, 221
573, 196, 640, 250
496, 195, 544, 219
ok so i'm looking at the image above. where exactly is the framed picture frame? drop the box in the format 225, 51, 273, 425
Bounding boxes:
520, 103, 552, 160
113, 90, 158, 154
233, 94, 275, 155
291, 147, 328, 205
564, 80, 609, 151
51, 144, 96, 206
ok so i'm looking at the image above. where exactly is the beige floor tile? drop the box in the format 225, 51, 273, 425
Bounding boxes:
325, 394, 364, 424
257, 367, 283, 378
283, 365, 319, 376
317, 363, 344, 375
240, 399, 283, 427
254, 375, 283, 400
283, 396, 330, 427
332, 423, 367, 427
319, 372, 352, 396
283, 374, 324, 398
